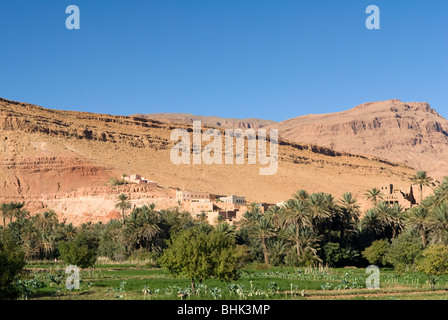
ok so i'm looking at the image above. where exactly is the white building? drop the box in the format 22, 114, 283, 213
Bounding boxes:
124, 174, 157, 187
219, 195, 246, 205
176, 190, 213, 203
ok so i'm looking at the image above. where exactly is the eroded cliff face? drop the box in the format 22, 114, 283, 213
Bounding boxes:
0, 97, 419, 224
1, 185, 177, 225
130, 112, 276, 129
268, 99, 448, 180
0, 98, 174, 149
0, 155, 113, 196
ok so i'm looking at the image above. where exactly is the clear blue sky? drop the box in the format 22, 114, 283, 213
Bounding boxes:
0, 0, 447, 121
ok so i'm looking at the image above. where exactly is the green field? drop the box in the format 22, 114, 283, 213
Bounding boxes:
19, 262, 448, 300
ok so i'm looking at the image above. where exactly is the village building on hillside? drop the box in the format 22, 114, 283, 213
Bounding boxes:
189, 200, 214, 215
177, 189, 248, 225
379, 183, 417, 209
218, 195, 246, 205
276, 201, 286, 207
124, 174, 158, 187
176, 190, 215, 203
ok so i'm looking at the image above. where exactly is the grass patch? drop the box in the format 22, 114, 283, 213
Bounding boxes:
20, 262, 448, 300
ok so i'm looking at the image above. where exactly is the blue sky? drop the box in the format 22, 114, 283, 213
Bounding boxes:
0, 0, 446, 121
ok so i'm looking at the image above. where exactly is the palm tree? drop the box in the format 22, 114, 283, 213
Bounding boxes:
281, 224, 301, 256
215, 214, 226, 224
364, 188, 384, 206
115, 194, 132, 223
428, 203, 448, 244
374, 201, 399, 237
268, 239, 287, 266
33, 212, 58, 259
139, 210, 164, 252
338, 193, 361, 243
295, 227, 322, 265
266, 205, 281, 227
9, 202, 26, 222
340, 193, 361, 220
307, 193, 331, 234
388, 203, 405, 238
0, 202, 26, 226
215, 222, 236, 236
292, 190, 309, 201
406, 206, 430, 248
0, 203, 10, 227
362, 208, 384, 236
411, 171, 433, 204
242, 209, 263, 229
432, 177, 448, 206
123, 206, 164, 252
249, 202, 262, 214
250, 215, 276, 266
61, 223, 77, 240
198, 211, 208, 223
35, 210, 59, 232
322, 193, 338, 242
281, 199, 311, 256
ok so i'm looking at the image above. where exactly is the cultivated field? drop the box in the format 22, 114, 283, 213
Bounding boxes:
20, 262, 448, 300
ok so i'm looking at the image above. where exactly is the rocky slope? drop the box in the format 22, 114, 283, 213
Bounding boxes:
0, 97, 418, 224
266, 99, 448, 180
0, 185, 178, 225
131, 113, 276, 129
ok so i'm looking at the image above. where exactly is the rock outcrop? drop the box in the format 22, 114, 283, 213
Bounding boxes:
267, 99, 448, 180
0, 97, 421, 224
131, 112, 276, 129
0, 185, 177, 225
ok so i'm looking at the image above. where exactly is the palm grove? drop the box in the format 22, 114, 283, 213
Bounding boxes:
1, 171, 448, 298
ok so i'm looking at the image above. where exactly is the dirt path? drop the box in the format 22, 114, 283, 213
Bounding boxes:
306, 289, 448, 300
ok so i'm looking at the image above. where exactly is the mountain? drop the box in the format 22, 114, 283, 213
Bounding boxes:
131, 113, 276, 129
0, 97, 416, 223
266, 99, 448, 180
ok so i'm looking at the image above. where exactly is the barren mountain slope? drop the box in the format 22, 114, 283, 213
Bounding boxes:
267, 99, 448, 180
0, 98, 418, 223
131, 113, 276, 129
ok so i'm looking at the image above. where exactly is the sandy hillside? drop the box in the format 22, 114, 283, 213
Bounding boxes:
0, 97, 420, 223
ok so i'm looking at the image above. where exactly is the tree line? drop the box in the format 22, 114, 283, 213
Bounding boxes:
1, 171, 448, 298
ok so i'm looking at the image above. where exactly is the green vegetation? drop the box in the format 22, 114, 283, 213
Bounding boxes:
0, 230, 26, 299
108, 177, 127, 187
384, 230, 423, 272
416, 244, 448, 290
1, 171, 448, 300
58, 233, 98, 269
115, 193, 132, 223
9, 263, 448, 300
0, 202, 26, 227
362, 240, 390, 266
411, 171, 434, 204
160, 227, 246, 293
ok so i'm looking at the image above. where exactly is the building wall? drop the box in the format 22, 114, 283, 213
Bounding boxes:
190, 201, 214, 214
379, 183, 416, 209
124, 174, 157, 187
219, 195, 246, 204
214, 202, 238, 212
176, 190, 213, 203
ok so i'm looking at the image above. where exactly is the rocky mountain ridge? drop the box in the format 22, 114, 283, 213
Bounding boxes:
266, 99, 448, 180
0, 97, 419, 224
